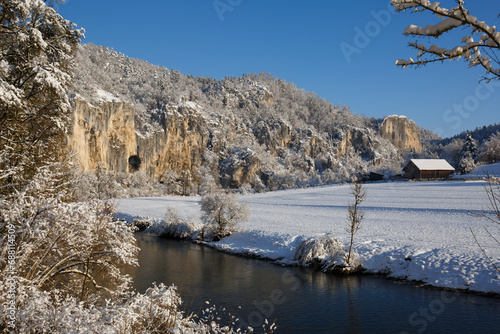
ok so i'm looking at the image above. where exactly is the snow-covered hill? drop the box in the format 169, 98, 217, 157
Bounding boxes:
454, 162, 500, 179
116, 180, 500, 294
71, 44, 420, 190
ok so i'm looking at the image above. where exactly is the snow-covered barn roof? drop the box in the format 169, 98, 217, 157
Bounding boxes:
407, 159, 455, 171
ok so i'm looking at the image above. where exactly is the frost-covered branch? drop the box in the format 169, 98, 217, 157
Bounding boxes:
470, 227, 500, 273
0, 0, 83, 194
392, 0, 500, 81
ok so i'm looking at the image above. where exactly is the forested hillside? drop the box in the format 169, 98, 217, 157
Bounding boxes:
70, 44, 421, 194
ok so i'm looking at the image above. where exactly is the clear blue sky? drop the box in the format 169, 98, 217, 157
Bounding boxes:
59, 0, 500, 138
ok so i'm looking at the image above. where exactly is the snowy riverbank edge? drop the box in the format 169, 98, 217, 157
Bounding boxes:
153, 230, 500, 299
115, 181, 500, 296
130, 226, 500, 297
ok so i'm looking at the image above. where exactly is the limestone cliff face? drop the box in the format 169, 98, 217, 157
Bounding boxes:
378, 115, 422, 152
68, 99, 136, 173
337, 126, 375, 158
69, 100, 208, 179
68, 99, 422, 188
138, 103, 208, 180
252, 119, 292, 153
220, 147, 261, 188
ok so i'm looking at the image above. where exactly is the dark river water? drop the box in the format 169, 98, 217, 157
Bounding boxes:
130, 234, 500, 334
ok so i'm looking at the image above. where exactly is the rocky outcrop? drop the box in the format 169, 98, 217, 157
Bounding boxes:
138, 103, 208, 180
337, 126, 376, 158
69, 99, 208, 179
69, 45, 432, 189
252, 119, 292, 153
68, 99, 136, 173
378, 115, 422, 152
220, 147, 261, 188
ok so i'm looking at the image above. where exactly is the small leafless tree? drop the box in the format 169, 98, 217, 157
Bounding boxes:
346, 182, 366, 266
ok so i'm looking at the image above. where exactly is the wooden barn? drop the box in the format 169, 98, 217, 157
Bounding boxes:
403, 159, 455, 180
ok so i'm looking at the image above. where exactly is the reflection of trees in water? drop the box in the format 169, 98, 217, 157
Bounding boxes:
291, 266, 363, 332
345, 276, 362, 333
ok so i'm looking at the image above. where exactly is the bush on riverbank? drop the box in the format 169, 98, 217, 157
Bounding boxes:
146, 207, 203, 239
200, 191, 250, 240
293, 234, 362, 274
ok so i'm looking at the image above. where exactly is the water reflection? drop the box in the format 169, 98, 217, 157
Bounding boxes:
131, 234, 500, 333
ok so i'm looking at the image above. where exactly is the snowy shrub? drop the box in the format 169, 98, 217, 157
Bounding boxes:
147, 207, 202, 239
179, 170, 196, 196
267, 173, 296, 191
488, 176, 500, 185
479, 132, 500, 164
320, 168, 340, 184
0, 279, 273, 333
114, 283, 190, 333
70, 163, 120, 200
0, 283, 105, 333
252, 175, 267, 193
200, 191, 249, 239
199, 173, 219, 196
293, 234, 360, 273
239, 183, 255, 195
163, 171, 182, 195
0, 164, 139, 304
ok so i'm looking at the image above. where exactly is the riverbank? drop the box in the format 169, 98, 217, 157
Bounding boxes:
132, 234, 500, 334
115, 180, 500, 295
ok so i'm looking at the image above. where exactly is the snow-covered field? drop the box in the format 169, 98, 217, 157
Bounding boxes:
115, 180, 500, 294
453, 161, 500, 179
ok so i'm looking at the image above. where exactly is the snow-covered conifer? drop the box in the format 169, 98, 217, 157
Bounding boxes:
459, 132, 478, 174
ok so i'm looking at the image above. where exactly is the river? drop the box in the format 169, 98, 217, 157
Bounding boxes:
130, 234, 500, 333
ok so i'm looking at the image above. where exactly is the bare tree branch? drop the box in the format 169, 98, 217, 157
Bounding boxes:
392, 0, 500, 81
470, 227, 500, 273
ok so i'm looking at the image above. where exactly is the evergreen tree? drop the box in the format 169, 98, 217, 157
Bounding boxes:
459, 132, 478, 174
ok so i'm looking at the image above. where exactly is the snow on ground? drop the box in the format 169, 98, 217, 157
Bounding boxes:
453, 162, 500, 179
115, 180, 500, 294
